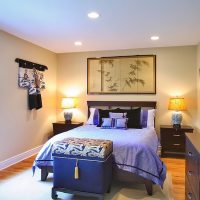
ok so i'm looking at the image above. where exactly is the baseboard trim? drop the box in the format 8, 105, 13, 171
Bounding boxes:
0, 145, 42, 170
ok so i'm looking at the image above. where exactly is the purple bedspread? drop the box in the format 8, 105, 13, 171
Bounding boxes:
33, 125, 166, 186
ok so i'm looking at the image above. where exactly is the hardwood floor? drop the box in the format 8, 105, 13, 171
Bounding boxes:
162, 158, 185, 200
0, 155, 36, 180
0, 156, 185, 200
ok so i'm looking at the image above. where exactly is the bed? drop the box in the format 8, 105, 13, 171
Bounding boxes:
33, 101, 166, 195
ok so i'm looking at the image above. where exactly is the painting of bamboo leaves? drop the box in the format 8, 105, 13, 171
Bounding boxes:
87, 55, 156, 94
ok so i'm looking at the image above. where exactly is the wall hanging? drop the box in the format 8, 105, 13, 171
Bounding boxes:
87, 55, 156, 94
16, 58, 48, 110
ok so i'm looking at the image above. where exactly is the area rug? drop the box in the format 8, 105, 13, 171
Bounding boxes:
0, 169, 173, 200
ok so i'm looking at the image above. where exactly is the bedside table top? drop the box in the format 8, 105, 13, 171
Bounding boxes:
53, 121, 84, 125
160, 125, 193, 130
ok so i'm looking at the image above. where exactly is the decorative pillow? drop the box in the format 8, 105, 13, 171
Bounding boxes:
109, 112, 127, 119
86, 108, 99, 125
141, 109, 156, 128
101, 118, 114, 129
97, 109, 114, 127
114, 118, 128, 129
113, 108, 141, 128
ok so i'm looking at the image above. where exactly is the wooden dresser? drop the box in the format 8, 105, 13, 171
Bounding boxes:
185, 133, 200, 200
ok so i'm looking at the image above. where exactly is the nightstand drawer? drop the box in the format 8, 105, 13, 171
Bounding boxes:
165, 134, 185, 143
52, 122, 84, 135
162, 129, 185, 137
164, 142, 184, 152
53, 124, 70, 134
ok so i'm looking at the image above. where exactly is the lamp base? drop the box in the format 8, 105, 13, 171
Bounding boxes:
172, 112, 182, 127
173, 124, 181, 128
64, 112, 73, 123
65, 120, 72, 124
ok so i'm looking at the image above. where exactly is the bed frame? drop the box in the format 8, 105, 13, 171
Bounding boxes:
40, 100, 157, 196
87, 100, 156, 196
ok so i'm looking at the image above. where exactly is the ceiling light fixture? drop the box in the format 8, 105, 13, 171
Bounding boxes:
151, 36, 159, 40
88, 11, 100, 19
74, 41, 82, 46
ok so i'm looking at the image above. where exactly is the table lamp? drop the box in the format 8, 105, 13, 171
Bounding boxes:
61, 97, 75, 123
168, 97, 186, 127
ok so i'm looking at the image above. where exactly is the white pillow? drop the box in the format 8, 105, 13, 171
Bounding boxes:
147, 109, 155, 128
114, 118, 128, 129
101, 118, 114, 128
109, 112, 127, 119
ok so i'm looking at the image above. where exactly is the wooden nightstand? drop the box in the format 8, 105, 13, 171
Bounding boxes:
52, 121, 84, 136
160, 125, 193, 158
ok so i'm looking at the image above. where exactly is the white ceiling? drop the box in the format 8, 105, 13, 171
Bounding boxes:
0, 0, 200, 53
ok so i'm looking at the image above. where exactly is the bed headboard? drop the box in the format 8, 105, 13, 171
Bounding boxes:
87, 101, 156, 116
87, 101, 156, 108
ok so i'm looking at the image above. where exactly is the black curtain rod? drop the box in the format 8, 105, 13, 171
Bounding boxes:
15, 58, 48, 71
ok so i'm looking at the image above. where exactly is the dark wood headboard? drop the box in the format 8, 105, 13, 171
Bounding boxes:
87, 101, 156, 108
87, 101, 156, 116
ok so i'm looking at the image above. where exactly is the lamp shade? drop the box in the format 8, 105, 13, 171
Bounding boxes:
61, 97, 75, 109
168, 97, 186, 111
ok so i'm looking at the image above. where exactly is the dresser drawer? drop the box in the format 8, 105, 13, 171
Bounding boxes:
186, 139, 199, 200
185, 176, 198, 200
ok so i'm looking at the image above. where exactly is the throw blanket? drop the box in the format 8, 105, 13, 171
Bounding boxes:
33, 125, 166, 187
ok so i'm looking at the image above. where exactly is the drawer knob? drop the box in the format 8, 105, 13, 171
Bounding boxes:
188, 152, 193, 157
187, 192, 192, 199
173, 144, 181, 146
173, 134, 180, 137
188, 170, 192, 176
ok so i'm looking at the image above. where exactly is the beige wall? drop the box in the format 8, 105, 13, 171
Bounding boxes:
0, 30, 57, 162
197, 43, 200, 130
0, 31, 197, 162
57, 46, 197, 133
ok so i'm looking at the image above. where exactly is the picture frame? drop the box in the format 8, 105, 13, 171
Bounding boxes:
87, 55, 156, 94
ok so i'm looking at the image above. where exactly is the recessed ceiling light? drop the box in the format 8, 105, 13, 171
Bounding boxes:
151, 36, 159, 40
74, 41, 82, 46
88, 12, 100, 19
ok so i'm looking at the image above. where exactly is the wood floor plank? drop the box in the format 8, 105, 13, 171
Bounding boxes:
162, 158, 185, 200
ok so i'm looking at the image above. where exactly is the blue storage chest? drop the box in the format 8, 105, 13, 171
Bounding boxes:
51, 137, 113, 200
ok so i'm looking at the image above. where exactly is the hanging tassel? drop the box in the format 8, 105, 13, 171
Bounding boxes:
74, 159, 79, 179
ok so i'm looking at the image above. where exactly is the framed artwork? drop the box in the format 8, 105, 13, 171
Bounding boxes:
87, 55, 156, 94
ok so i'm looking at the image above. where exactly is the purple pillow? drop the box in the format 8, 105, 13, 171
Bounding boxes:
141, 110, 148, 128
93, 108, 99, 125
86, 108, 99, 125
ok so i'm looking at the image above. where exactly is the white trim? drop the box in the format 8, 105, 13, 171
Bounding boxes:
0, 145, 42, 170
